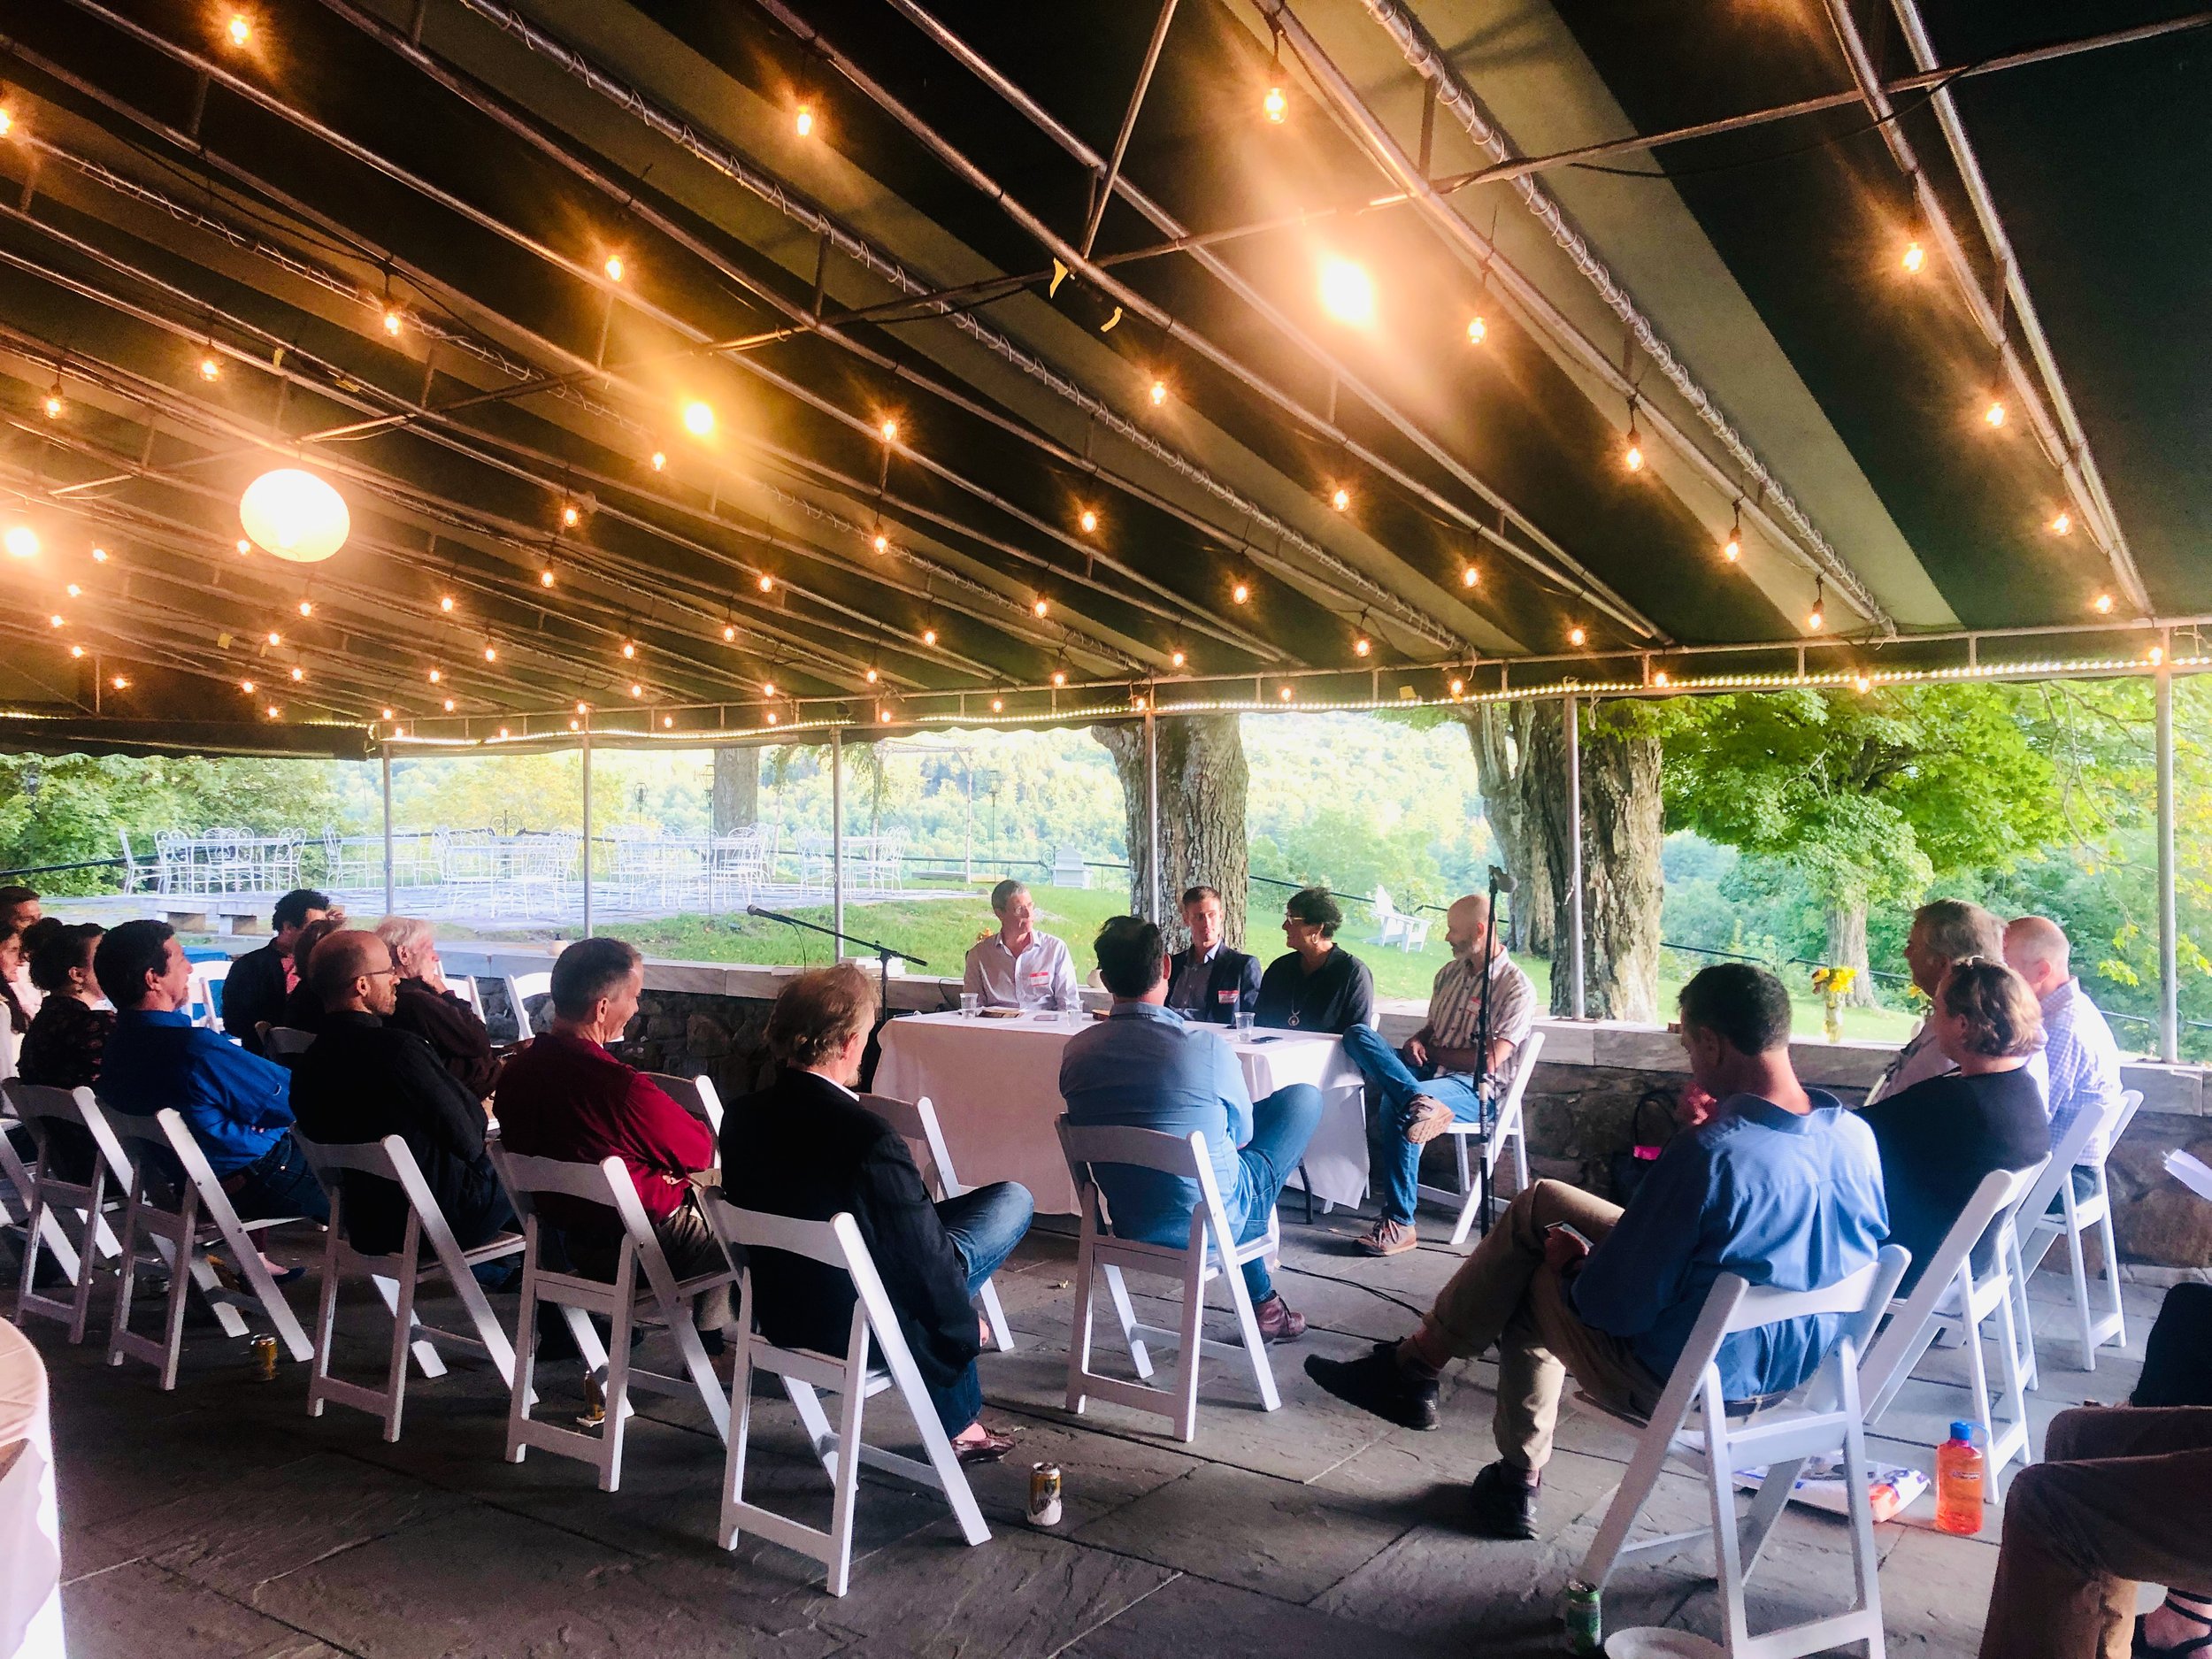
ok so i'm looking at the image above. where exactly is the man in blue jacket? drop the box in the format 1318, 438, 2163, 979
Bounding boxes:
95, 919, 328, 1225
1163, 886, 1262, 1025
1307, 963, 1886, 1540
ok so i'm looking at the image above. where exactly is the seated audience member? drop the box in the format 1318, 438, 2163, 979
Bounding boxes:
962, 879, 1079, 1010
2003, 914, 2123, 1160
1164, 885, 1262, 1025
222, 887, 335, 1053
493, 937, 727, 1339
95, 919, 328, 1226
2117, 1285, 2212, 1656
723, 964, 1033, 1463
289, 930, 511, 1256
1060, 916, 1323, 1343
1254, 887, 1375, 1034
1307, 964, 1886, 1540
277, 916, 348, 1036
0, 886, 42, 1022
0, 926, 27, 1066
13, 922, 107, 1181
1343, 892, 1536, 1256
1867, 898, 2047, 1106
1858, 958, 2048, 1295
376, 915, 502, 1098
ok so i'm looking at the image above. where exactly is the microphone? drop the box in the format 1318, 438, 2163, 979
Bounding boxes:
1486, 864, 1515, 895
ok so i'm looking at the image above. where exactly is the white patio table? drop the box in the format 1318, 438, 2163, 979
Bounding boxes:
873, 1010, 1368, 1214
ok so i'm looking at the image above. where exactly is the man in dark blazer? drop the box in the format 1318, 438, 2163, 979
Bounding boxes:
721, 963, 1033, 1463
1164, 885, 1262, 1025
221, 887, 334, 1054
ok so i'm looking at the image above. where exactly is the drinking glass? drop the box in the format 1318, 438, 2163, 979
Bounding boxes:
1233, 1010, 1256, 1033
960, 992, 982, 1018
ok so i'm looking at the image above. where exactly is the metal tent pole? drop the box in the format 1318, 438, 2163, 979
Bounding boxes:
580, 733, 594, 936
380, 741, 395, 915
1565, 692, 1586, 1019
831, 726, 845, 952
1143, 708, 1161, 923
2157, 665, 2178, 1063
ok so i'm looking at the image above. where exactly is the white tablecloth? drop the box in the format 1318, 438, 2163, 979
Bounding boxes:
0, 1322, 62, 1659
874, 1011, 1369, 1214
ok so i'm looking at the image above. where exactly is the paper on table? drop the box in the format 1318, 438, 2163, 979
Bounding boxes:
2165, 1148, 2212, 1203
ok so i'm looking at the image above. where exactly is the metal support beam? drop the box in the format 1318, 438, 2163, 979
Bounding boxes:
1081, 0, 1178, 259
380, 741, 395, 914
580, 733, 594, 936
831, 726, 845, 951
1143, 706, 1161, 923
2157, 665, 2178, 1063
1564, 691, 1586, 1020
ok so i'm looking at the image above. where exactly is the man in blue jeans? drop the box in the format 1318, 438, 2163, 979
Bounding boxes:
1343, 892, 1535, 1256
1059, 915, 1323, 1343
722, 963, 1033, 1463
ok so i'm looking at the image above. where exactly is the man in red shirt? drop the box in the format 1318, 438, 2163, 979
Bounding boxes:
494, 937, 729, 1340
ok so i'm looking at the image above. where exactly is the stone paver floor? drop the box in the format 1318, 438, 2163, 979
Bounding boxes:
10, 1202, 2168, 1658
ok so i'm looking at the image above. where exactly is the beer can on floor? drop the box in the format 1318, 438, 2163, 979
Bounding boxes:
249, 1333, 279, 1383
1026, 1462, 1064, 1527
1562, 1580, 1602, 1655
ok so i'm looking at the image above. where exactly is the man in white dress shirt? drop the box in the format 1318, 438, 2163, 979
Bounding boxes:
963, 879, 1079, 1011
1866, 897, 2047, 1107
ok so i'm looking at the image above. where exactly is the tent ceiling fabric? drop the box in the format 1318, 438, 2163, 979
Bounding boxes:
0, 0, 2199, 750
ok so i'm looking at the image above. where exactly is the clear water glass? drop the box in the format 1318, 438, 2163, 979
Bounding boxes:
1233, 1010, 1256, 1033
959, 992, 981, 1018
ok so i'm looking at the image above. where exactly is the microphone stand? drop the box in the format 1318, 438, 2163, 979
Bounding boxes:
744, 903, 929, 1011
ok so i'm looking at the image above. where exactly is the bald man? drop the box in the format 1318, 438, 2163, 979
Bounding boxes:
1343, 893, 1537, 1256
2004, 916, 2124, 1161
290, 930, 512, 1256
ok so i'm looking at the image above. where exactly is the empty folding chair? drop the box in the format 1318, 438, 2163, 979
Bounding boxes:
501, 971, 551, 1043
1856, 1158, 2048, 1496
1578, 1245, 1909, 1659
860, 1093, 1014, 1353
643, 1071, 726, 1136
1414, 1030, 1547, 1248
2014, 1088, 2140, 1373
295, 1133, 526, 1442
4, 1082, 123, 1342
187, 957, 231, 1032
1056, 1120, 1279, 1443
104, 1106, 313, 1390
706, 1199, 991, 1594
488, 1145, 736, 1491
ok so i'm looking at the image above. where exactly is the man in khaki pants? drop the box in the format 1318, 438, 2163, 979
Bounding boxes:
1308, 964, 1887, 1539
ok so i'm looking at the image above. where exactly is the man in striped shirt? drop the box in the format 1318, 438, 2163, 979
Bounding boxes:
1343, 893, 1536, 1256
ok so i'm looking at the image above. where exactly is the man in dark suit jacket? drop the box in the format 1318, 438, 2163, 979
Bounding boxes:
721, 964, 1033, 1463
221, 887, 334, 1055
288, 930, 512, 1257
1164, 885, 1262, 1025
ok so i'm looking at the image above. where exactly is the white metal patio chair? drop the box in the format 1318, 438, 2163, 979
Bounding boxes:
1857, 1159, 2049, 1495
1414, 1030, 1546, 1247
103, 1106, 314, 1389
643, 1071, 726, 1135
704, 1199, 992, 1594
296, 1133, 526, 1442
2013, 1087, 2141, 1373
488, 1146, 736, 1491
1056, 1120, 1280, 1442
864, 1092, 1014, 1353
1578, 1246, 1909, 1659
4, 1083, 123, 1342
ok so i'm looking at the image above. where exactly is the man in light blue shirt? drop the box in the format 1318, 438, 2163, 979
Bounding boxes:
1308, 963, 1886, 1540
1059, 916, 1324, 1344
2004, 915, 2124, 1156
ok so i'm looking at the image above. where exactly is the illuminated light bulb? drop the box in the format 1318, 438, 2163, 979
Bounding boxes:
200, 355, 220, 381
1901, 241, 1925, 274
682, 401, 715, 436
266, 630, 282, 646
1353, 634, 1371, 657
482, 644, 497, 661
1569, 626, 1587, 647
1170, 649, 1186, 669
650, 450, 666, 471
1148, 380, 1168, 407
1319, 258, 1374, 326
664, 715, 675, 729
576, 702, 590, 714
864, 666, 879, 684
2, 526, 35, 557
762, 681, 777, 698
1653, 670, 1671, 687
2148, 644, 2165, 666
722, 623, 737, 641
289, 666, 304, 682
0, 109, 12, 137
440, 595, 456, 611
569, 719, 580, 732
382, 307, 403, 336
1079, 509, 1098, 534
879, 418, 899, 442
1263, 85, 1286, 123
1448, 676, 1465, 695
1985, 399, 2007, 428
296, 599, 312, 616
1807, 603, 1825, 631
1624, 440, 1643, 472
90, 547, 106, 562
877, 709, 891, 724
1231, 581, 1249, 604
42, 389, 63, 419
428, 668, 442, 683
766, 710, 780, 725
603, 254, 626, 283
381, 707, 395, 719
1331, 487, 1351, 511
498, 726, 511, 739
621, 640, 636, 658
872, 533, 890, 555
1723, 536, 1741, 563
1033, 597, 1049, 618
1854, 675, 1872, 694
990, 696, 1004, 712
795, 104, 815, 138
240, 679, 255, 693
46, 614, 62, 628
629, 682, 644, 697
922, 626, 938, 646
65, 583, 80, 597
757, 573, 774, 592
67, 645, 83, 659
227, 13, 250, 47
561, 502, 581, 527
267, 703, 282, 718
540, 569, 556, 588
2093, 593, 2115, 615
1466, 315, 1486, 346
1050, 669, 1068, 687
442, 697, 455, 711
235, 539, 251, 556
1132, 694, 1146, 710
1278, 685, 1294, 702
2051, 511, 2073, 536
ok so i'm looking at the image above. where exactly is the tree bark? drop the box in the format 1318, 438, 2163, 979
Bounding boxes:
1824, 902, 1879, 1007
710, 746, 760, 835
1522, 700, 1663, 1022
1092, 714, 1249, 953
1459, 704, 1555, 957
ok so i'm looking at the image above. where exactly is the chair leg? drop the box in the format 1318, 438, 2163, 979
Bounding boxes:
158, 1235, 195, 1391
2097, 1202, 2127, 1354
1993, 1284, 2033, 1489
1702, 1388, 1754, 1656
1579, 1387, 1686, 1591
1221, 1252, 1281, 1415
1171, 1253, 1205, 1442
976, 1277, 1015, 1354
2065, 1205, 2095, 1372
599, 1286, 634, 1493
1064, 1246, 1097, 1415
106, 1191, 143, 1370
1102, 1263, 1152, 1379
308, 1225, 343, 1419
504, 1261, 540, 1465
823, 1358, 868, 1597
2010, 1228, 2041, 1394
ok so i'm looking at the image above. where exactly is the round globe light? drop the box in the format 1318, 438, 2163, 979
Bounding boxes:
239, 468, 349, 563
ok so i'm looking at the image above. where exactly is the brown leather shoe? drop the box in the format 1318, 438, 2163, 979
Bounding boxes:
953, 1425, 1018, 1465
1357, 1217, 1419, 1256
1252, 1294, 1307, 1343
1404, 1095, 1457, 1146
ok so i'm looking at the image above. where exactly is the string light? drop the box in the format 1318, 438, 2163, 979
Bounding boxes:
761, 681, 778, 697
682, 401, 715, 436
267, 703, 282, 719
1148, 379, 1168, 407
234, 539, 251, 556
990, 695, 1004, 712
1050, 668, 1068, 687
1623, 408, 1644, 473
872, 532, 890, 555
1984, 398, 2007, 428
1569, 625, 1587, 647
629, 682, 644, 697
921, 626, 938, 646
240, 679, 255, 694
439, 594, 456, 612
1448, 674, 1465, 696
382, 306, 403, 337
1901, 241, 1925, 274
1231, 580, 1250, 604
226, 13, 251, 48
576, 702, 590, 714
1854, 674, 1872, 694
621, 640, 637, 658
1319, 259, 1375, 326
539, 569, 556, 588
569, 718, 581, 732
1278, 685, 1294, 702
296, 599, 313, 617
499, 726, 512, 739
795, 104, 815, 138
766, 710, 781, 725
427, 667, 442, 682
289, 666, 304, 682
1807, 579, 1826, 633
1033, 596, 1049, 618
1723, 500, 1743, 564
89, 547, 105, 563
722, 623, 737, 641
46, 614, 62, 629
1353, 634, 1371, 657
2050, 511, 2073, 536
199, 353, 221, 382
1466, 315, 1486, 345
42, 380, 63, 419
1331, 487, 1351, 511
1263, 85, 1287, 123
1169, 649, 1187, 669
266, 630, 282, 646
879, 418, 899, 442
664, 715, 676, 729
381, 707, 395, 720
2093, 593, 2115, 615
2, 527, 35, 557
603, 254, 626, 283
1653, 670, 1671, 687
876, 708, 892, 724
1079, 509, 1098, 534
757, 573, 774, 593
482, 644, 497, 662
650, 450, 666, 471
2149, 645, 2166, 666
1461, 565, 1479, 588
864, 666, 879, 684
67, 645, 83, 660
561, 501, 582, 527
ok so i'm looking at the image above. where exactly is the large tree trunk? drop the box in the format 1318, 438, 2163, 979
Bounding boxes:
1824, 902, 1880, 1007
1522, 700, 1663, 1022
1459, 704, 1555, 957
710, 746, 760, 834
1092, 714, 1249, 954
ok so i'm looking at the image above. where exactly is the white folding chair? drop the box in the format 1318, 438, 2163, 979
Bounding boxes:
705, 1199, 991, 1595
2014, 1087, 2139, 1373
503, 971, 551, 1043
1579, 1246, 1909, 1659
1856, 1158, 2048, 1495
295, 1133, 525, 1442
2, 1096, 89, 1295
4, 1082, 124, 1342
488, 1146, 735, 1491
643, 1071, 726, 1136
864, 1093, 1014, 1353
187, 957, 232, 1031
1414, 1031, 1546, 1248
103, 1107, 313, 1389
1056, 1120, 1280, 1442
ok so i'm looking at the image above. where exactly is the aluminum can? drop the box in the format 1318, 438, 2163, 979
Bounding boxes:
1563, 1580, 1602, 1655
1026, 1462, 1064, 1527
249, 1333, 279, 1382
